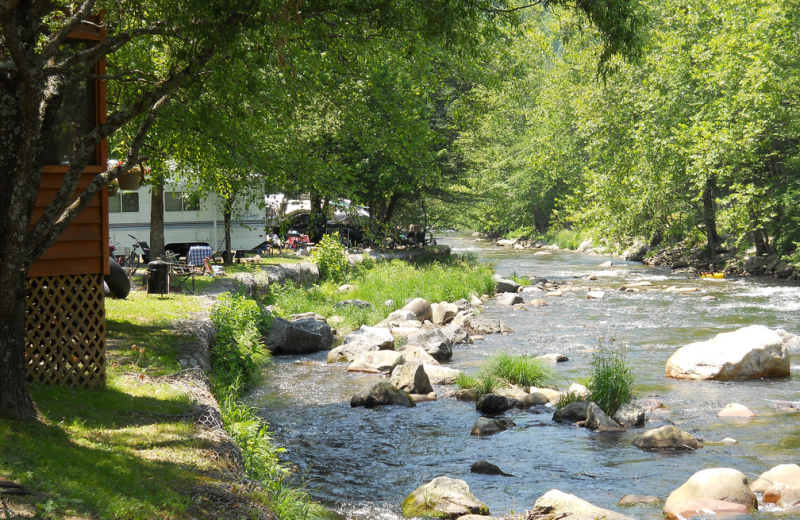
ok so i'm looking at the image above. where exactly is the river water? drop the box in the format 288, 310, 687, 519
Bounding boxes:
250, 233, 800, 520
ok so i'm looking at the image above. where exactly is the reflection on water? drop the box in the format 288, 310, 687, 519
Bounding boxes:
250, 233, 800, 520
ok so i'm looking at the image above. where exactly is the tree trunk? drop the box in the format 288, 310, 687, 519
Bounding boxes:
0, 271, 38, 420
702, 176, 719, 260
223, 201, 233, 265
149, 182, 166, 260
753, 228, 770, 256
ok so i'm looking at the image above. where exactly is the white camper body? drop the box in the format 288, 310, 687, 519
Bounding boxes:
108, 184, 268, 256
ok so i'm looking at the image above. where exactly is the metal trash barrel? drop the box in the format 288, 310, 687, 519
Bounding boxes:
147, 259, 169, 296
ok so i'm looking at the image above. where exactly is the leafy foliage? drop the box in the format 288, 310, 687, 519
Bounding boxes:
311, 232, 350, 283
209, 292, 271, 389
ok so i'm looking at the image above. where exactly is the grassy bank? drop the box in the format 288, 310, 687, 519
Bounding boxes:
267, 255, 495, 333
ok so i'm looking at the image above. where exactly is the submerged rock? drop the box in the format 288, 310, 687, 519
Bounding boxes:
401, 476, 489, 518
665, 325, 789, 380
632, 425, 699, 451
470, 460, 513, 477
471, 417, 514, 436
717, 403, 755, 418
663, 468, 756, 520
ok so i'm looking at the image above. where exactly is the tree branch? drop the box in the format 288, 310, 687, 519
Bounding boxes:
37, 0, 97, 67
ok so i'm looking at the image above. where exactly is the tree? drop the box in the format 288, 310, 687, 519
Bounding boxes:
1, 0, 645, 420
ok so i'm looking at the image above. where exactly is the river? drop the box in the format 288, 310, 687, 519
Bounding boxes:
250, 232, 800, 520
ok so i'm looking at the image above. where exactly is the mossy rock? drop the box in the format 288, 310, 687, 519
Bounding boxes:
401, 476, 489, 519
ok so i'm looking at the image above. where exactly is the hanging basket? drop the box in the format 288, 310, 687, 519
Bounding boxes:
107, 181, 119, 197
117, 164, 145, 191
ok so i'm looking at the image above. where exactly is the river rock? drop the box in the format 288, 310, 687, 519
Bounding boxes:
351, 382, 415, 408
345, 325, 395, 349
523, 392, 551, 407
717, 403, 755, 418
663, 468, 756, 520
451, 388, 480, 402
406, 329, 453, 361
529, 298, 548, 307
388, 309, 418, 323
531, 387, 562, 403
750, 464, 800, 508
612, 404, 646, 427
536, 353, 568, 363
493, 386, 528, 401
291, 316, 335, 350
453, 298, 472, 312
335, 284, 355, 294
335, 298, 373, 309
440, 322, 470, 344
410, 392, 437, 403
471, 417, 513, 436
618, 281, 652, 291
553, 401, 589, 424
401, 476, 489, 518
423, 364, 460, 385
531, 489, 634, 520
496, 292, 523, 306
348, 351, 405, 374
546, 290, 563, 297
390, 362, 433, 394
776, 329, 800, 350
665, 325, 789, 380
265, 317, 323, 355
632, 425, 699, 451
403, 347, 438, 365
585, 402, 621, 430
391, 327, 423, 339
492, 274, 520, 293
568, 383, 590, 398
470, 294, 483, 306
431, 301, 459, 325
587, 291, 605, 300
618, 495, 661, 506
401, 298, 432, 321
636, 398, 664, 411
471, 460, 513, 477
476, 393, 514, 414
467, 318, 512, 334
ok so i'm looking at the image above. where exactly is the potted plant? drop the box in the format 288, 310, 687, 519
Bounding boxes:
107, 179, 119, 197
118, 164, 145, 190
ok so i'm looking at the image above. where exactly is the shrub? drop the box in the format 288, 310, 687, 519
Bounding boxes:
311, 232, 349, 283
484, 352, 557, 390
586, 342, 635, 416
210, 292, 271, 389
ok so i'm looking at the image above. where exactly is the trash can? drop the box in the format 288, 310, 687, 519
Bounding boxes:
147, 259, 169, 296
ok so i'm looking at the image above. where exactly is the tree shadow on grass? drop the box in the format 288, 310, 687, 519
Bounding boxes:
0, 413, 215, 520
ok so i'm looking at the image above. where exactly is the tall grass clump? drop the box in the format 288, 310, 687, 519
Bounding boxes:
485, 352, 557, 389
455, 372, 501, 394
544, 227, 583, 250
210, 292, 272, 390
586, 342, 635, 416
311, 231, 349, 283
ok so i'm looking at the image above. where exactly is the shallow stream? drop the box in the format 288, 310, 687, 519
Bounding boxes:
250, 233, 800, 520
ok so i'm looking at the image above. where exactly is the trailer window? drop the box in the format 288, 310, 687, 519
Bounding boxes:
165, 191, 199, 211
109, 192, 139, 213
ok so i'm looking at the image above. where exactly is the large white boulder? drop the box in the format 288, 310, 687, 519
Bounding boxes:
663, 468, 756, 520
750, 464, 800, 508
347, 351, 405, 374
665, 325, 789, 380
423, 364, 460, 385
431, 301, 459, 325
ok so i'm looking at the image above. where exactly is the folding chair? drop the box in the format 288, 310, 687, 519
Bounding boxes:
169, 263, 196, 294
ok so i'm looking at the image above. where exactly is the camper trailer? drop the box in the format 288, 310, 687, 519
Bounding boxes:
108, 184, 268, 258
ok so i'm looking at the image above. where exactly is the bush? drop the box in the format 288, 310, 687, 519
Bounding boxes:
311, 232, 349, 283
484, 352, 557, 390
586, 342, 635, 416
210, 292, 271, 389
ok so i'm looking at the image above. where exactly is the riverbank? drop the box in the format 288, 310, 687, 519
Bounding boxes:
0, 247, 490, 520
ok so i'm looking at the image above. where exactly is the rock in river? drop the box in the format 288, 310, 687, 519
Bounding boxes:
470, 417, 514, 436
431, 301, 459, 325
391, 362, 433, 395
401, 297, 432, 321
665, 325, 789, 380
423, 364, 460, 385
471, 460, 513, 477
553, 401, 589, 424
406, 329, 453, 361
347, 350, 405, 374
632, 425, 699, 451
750, 464, 800, 508
531, 489, 634, 520
265, 317, 323, 355
492, 274, 520, 293
466, 318, 512, 334
476, 393, 515, 414
585, 402, 621, 430
327, 325, 396, 363
612, 403, 646, 427
663, 468, 756, 520
351, 382, 415, 408
401, 476, 489, 518
496, 292, 523, 306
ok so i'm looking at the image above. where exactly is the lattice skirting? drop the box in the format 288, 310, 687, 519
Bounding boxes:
25, 273, 106, 388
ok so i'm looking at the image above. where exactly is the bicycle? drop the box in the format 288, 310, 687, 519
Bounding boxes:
123, 234, 150, 270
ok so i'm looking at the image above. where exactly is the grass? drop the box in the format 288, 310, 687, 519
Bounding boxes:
543, 227, 584, 250
554, 390, 587, 410
266, 256, 495, 333
485, 352, 557, 389
586, 342, 636, 416
455, 353, 557, 395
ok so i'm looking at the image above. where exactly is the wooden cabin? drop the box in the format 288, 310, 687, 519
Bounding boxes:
25, 14, 109, 388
